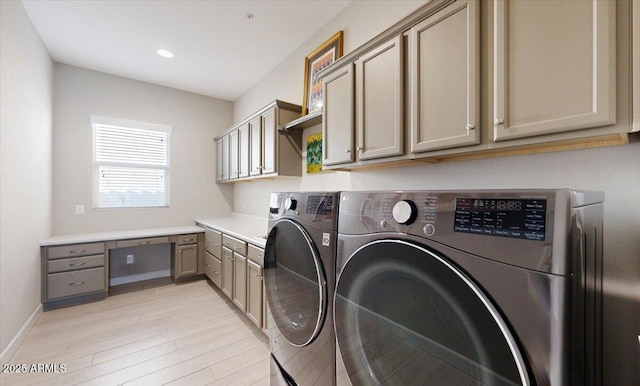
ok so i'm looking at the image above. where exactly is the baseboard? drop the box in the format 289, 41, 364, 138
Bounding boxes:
0, 303, 43, 365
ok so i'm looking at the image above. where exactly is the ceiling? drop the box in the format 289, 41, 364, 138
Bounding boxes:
21, 0, 351, 101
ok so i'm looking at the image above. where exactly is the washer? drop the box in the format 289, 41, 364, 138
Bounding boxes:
265, 191, 339, 386
335, 190, 603, 386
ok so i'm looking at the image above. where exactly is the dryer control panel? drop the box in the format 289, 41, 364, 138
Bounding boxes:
454, 198, 546, 241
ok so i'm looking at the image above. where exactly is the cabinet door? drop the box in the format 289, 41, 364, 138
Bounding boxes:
410, 0, 479, 152
204, 228, 222, 258
228, 130, 239, 180
356, 35, 404, 160
238, 123, 250, 178
247, 259, 263, 328
221, 135, 230, 181
262, 108, 277, 175
493, 0, 615, 141
249, 116, 262, 176
322, 64, 355, 166
233, 253, 247, 312
176, 244, 198, 277
205, 251, 222, 289
215, 138, 224, 182
221, 247, 234, 299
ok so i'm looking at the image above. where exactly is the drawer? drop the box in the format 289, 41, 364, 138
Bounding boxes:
47, 267, 106, 300
247, 244, 264, 266
116, 236, 169, 248
47, 254, 105, 273
222, 235, 247, 256
47, 242, 105, 260
205, 228, 222, 258
177, 234, 198, 245
205, 251, 222, 289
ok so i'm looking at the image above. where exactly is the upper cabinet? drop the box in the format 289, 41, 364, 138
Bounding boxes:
316, 0, 633, 171
410, 0, 479, 153
322, 35, 404, 167
493, 0, 616, 141
215, 100, 302, 183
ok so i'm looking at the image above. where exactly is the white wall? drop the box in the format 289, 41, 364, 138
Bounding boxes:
233, 1, 640, 384
0, 1, 53, 358
53, 64, 234, 234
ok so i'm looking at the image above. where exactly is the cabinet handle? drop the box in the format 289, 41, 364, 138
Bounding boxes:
69, 249, 86, 254
138, 241, 150, 245
183, 238, 193, 242
205, 264, 209, 268
345, 148, 351, 153
179, 250, 182, 254
213, 271, 219, 274
356, 146, 363, 151
69, 281, 85, 286
466, 124, 475, 131
494, 118, 504, 125
69, 262, 86, 267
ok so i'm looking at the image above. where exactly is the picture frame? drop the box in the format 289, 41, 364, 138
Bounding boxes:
302, 31, 344, 115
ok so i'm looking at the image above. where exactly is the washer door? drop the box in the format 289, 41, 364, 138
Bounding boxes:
265, 219, 327, 347
334, 240, 530, 386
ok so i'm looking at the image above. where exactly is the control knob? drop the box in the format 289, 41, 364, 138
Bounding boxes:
284, 197, 297, 211
392, 200, 418, 225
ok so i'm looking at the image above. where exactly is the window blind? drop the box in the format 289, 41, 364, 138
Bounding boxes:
92, 117, 170, 209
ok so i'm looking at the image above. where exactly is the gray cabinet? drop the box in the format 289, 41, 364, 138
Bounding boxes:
204, 227, 222, 258
356, 35, 404, 160
410, 0, 479, 152
238, 123, 250, 178
215, 137, 224, 182
233, 253, 247, 312
175, 234, 199, 278
322, 64, 355, 166
247, 245, 264, 329
228, 129, 239, 180
221, 246, 234, 299
221, 135, 230, 181
204, 251, 222, 288
42, 242, 107, 309
492, 0, 616, 141
322, 35, 404, 167
215, 100, 302, 182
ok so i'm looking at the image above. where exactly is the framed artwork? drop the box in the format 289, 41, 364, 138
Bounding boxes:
302, 31, 344, 115
306, 133, 323, 173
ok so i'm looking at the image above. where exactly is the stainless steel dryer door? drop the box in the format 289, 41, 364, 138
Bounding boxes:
334, 239, 530, 386
265, 219, 327, 347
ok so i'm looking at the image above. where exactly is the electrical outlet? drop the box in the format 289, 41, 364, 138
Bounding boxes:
126, 255, 134, 264
75, 204, 85, 215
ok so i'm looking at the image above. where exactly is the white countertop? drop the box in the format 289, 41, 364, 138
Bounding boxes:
196, 213, 269, 248
41, 225, 205, 246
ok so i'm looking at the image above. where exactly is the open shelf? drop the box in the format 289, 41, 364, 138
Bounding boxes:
280, 110, 322, 132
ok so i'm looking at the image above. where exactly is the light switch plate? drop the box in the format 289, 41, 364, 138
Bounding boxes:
75, 204, 85, 215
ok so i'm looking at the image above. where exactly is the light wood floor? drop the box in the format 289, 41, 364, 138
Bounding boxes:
0, 280, 270, 385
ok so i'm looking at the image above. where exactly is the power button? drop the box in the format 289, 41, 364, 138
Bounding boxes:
423, 224, 436, 236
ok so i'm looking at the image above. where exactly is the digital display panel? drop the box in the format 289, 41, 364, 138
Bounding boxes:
306, 195, 334, 216
454, 198, 546, 241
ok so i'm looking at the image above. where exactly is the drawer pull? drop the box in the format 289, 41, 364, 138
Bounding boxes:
69, 249, 86, 254
69, 262, 86, 267
213, 271, 219, 274
183, 238, 194, 242
69, 281, 85, 286
138, 241, 150, 245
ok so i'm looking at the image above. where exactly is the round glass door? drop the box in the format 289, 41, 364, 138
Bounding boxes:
264, 219, 327, 347
334, 239, 530, 386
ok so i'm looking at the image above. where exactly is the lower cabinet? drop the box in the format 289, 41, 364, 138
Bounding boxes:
247, 259, 263, 328
232, 253, 247, 311
41, 242, 108, 310
175, 233, 200, 279
210, 231, 266, 332
222, 246, 234, 299
204, 251, 222, 288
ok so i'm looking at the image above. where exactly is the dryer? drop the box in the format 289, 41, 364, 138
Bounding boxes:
265, 191, 339, 386
335, 190, 603, 385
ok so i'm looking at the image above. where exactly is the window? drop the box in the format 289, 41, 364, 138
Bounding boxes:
92, 116, 171, 209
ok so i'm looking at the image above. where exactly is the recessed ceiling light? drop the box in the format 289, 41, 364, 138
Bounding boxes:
245, 13, 254, 19
157, 49, 174, 59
